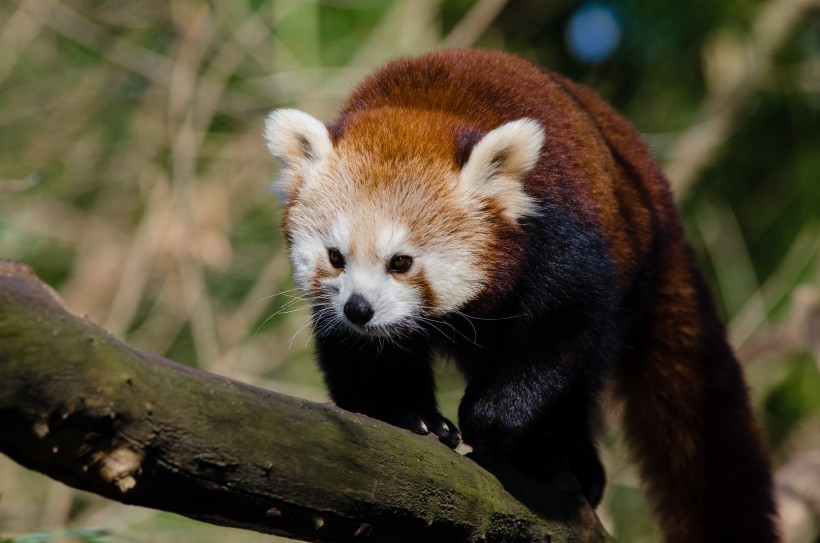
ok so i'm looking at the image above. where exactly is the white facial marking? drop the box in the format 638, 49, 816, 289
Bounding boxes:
375, 222, 411, 260
328, 215, 351, 255
289, 225, 324, 291
418, 247, 484, 314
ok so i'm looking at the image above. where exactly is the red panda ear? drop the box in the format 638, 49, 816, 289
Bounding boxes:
264, 109, 333, 203
458, 118, 544, 220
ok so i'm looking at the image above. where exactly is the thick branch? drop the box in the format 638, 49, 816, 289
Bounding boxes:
0, 259, 603, 543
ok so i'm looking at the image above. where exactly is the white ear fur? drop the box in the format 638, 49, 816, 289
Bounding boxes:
459, 118, 544, 220
264, 108, 333, 202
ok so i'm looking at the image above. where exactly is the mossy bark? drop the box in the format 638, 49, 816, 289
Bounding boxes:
0, 259, 604, 543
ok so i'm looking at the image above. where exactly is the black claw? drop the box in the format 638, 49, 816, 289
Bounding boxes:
439, 429, 462, 449
431, 416, 461, 449
391, 410, 461, 449
412, 419, 430, 435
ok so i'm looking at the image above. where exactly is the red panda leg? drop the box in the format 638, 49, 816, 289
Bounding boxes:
456, 334, 611, 507
614, 243, 779, 543
313, 329, 461, 448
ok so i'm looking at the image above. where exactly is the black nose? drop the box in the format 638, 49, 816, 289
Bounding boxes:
343, 294, 374, 325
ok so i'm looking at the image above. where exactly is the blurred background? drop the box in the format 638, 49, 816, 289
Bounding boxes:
1, 0, 819, 541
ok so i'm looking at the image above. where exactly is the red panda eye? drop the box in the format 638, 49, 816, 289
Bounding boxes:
328, 248, 345, 269
388, 255, 413, 273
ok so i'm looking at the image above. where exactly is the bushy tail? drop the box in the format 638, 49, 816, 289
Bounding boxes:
614, 241, 779, 542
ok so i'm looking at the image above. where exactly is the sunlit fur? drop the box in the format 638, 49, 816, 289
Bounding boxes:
264, 49, 779, 543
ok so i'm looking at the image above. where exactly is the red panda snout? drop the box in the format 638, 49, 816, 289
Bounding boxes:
343, 293, 374, 325
328, 254, 424, 336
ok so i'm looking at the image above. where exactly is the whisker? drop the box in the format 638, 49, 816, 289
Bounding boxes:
304, 317, 321, 348
454, 310, 523, 322
254, 309, 291, 335
288, 314, 318, 348
422, 316, 482, 346
453, 312, 478, 343
253, 298, 315, 336
255, 287, 305, 304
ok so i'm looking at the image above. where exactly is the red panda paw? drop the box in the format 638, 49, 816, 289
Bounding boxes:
392, 409, 461, 449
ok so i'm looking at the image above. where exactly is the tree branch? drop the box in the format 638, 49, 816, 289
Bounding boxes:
0, 259, 604, 543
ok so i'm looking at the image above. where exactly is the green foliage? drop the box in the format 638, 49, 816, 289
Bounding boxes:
766, 355, 820, 448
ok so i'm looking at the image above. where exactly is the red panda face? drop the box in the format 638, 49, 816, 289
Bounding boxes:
265, 108, 544, 337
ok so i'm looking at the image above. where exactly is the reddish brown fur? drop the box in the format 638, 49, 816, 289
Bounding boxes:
332, 50, 779, 542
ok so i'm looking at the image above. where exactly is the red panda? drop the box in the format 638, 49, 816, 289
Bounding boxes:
263, 49, 779, 542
